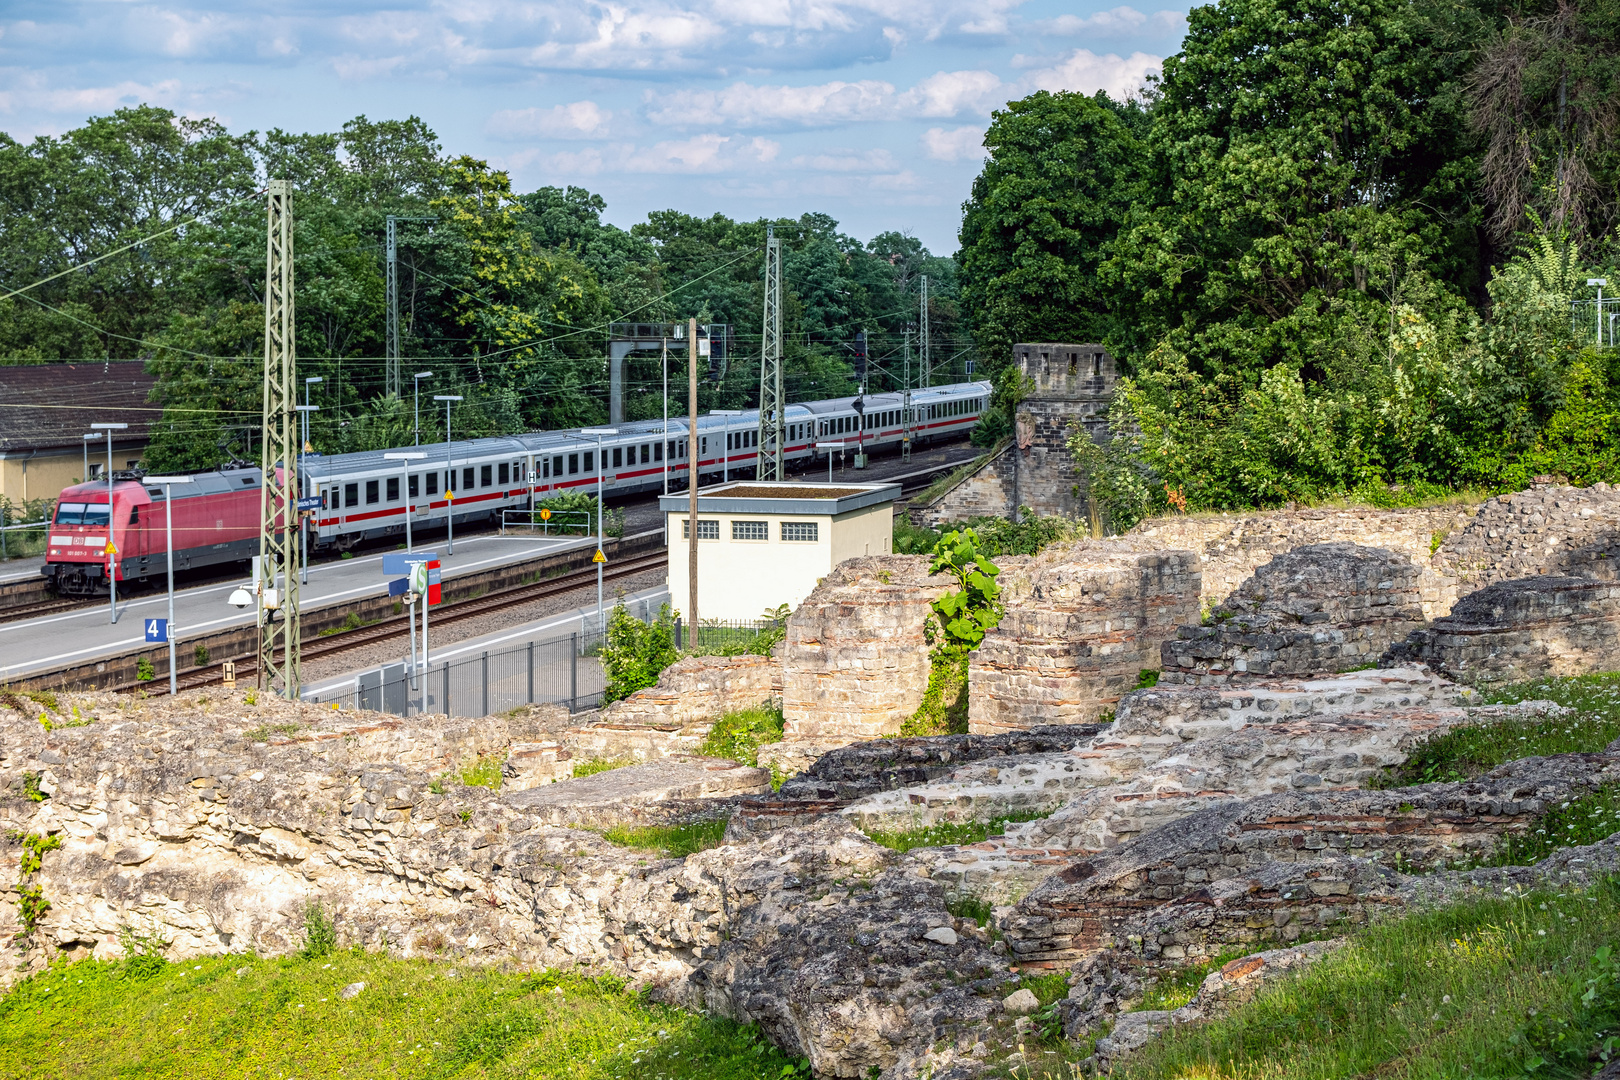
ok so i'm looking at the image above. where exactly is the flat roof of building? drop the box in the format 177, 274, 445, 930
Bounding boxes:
659, 480, 900, 517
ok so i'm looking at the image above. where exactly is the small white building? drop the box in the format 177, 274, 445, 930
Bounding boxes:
660, 481, 900, 622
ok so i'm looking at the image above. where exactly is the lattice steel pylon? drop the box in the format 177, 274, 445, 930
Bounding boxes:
259, 179, 301, 698
920, 273, 931, 388
756, 226, 785, 481
385, 215, 401, 399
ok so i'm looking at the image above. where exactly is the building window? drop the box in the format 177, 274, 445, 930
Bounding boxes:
732, 520, 767, 541
344, 482, 358, 507
499, 462, 510, 485
386, 477, 399, 502
781, 521, 818, 542
365, 480, 379, 505
426, 472, 438, 495
463, 467, 475, 490
681, 518, 719, 540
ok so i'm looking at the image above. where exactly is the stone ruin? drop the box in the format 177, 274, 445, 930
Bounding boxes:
5, 480, 1620, 1079
1159, 543, 1426, 685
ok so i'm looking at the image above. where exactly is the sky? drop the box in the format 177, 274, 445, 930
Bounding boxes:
0, 0, 1190, 254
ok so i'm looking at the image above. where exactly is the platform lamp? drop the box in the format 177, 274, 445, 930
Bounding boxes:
302, 376, 323, 450
143, 475, 193, 695
413, 372, 433, 445
384, 451, 427, 689
712, 409, 743, 483
81, 433, 96, 484
581, 427, 618, 634
294, 404, 319, 584
90, 422, 127, 625
433, 395, 463, 554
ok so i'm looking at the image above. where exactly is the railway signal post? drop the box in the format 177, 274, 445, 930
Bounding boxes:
384, 451, 427, 684
434, 395, 463, 554
144, 475, 193, 695
581, 428, 617, 633
90, 421, 127, 624
258, 178, 301, 700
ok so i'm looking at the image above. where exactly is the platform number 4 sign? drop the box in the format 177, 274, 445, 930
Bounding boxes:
144, 618, 168, 643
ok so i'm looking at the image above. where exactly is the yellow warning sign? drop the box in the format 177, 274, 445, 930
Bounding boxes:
104, 542, 118, 555
445, 492, 454, 502
539, 508, 552, 521
592, 549, 607, 564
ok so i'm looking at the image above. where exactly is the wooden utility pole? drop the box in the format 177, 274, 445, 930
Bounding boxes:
687, 317, 699, 639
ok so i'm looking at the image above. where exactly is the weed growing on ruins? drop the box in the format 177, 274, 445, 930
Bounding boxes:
1136, 669, 1160, 689
599, 602, 680, 704
1134, 950, 1253, 1012
863, 810, 1051, 853
1371, 672, 1620, 786
117, 923, 171, 980
242, 722, 302, 742
1490, 783, 1620, 867
701, 703, 786, 768
573, 757, 632, 778
600, 818, 730, 858
458, 752, 506, 790
135, 656, 155, 681
13, 831, 61, 938
300, 902, 338, 959
948, 894, 996, 929
0, 952, 809, 1079
894, 511, 1082, 558
21, 771, 45, 801
904, 528, 1003, 737
1119, 877, 1620, 1079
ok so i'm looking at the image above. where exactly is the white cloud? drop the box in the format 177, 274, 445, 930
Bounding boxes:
897, 69, 1002, 117
790, 147, 901, 171
1020, 48, 1162, 99
643, 68, 1004, 129
1038, 7, 1186, 38
920, 125, 984, 161
330, 54, 408, 80
487, 100, 613, 139
539, 133, 780, 175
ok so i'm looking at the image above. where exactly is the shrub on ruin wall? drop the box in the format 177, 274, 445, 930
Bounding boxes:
902, 528, 1004, 736
599, 603, 680, 705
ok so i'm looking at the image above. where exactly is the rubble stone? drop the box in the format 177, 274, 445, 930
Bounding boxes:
1435, 482, 1620, 589
1383, 575, 1620, 683
1161, 543, 1426, 686
563, 653, 781, 763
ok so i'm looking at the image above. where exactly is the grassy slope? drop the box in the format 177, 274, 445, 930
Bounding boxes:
0, 954, 806, 1080
1121, 672, 1620, 1079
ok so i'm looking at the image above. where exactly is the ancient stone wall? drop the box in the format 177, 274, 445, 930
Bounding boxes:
1160, 543, 1426, 685
1129, 504, 1478, 616
1383, 575, 1620, 683
780, 556, 951, 741
1434, 481, 1620, 589
909, 443, 1017, 528
968, 541, 1201, 733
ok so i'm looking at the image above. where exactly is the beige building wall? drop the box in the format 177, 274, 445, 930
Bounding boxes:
0, 442, 147, 507
667, 505, 894, 622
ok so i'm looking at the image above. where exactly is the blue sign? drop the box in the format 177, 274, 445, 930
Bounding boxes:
387, 577, 410, 597
144, 618, 168, 643
383, 551, 438, 576
428, 568, 441, 585
297, 496, 321, 511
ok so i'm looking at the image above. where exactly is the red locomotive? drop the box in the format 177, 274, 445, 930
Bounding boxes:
42, 468, 268, 596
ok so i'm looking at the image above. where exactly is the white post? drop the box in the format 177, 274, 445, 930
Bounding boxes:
384, 450, 426, 689
146, 476, 193, 695
91, 422, 127, 624
662, 336, 669, 496
581, 427, 618, 634
712, 409, 743, 484
434, 395, 462, 555
295, 403, 319, 584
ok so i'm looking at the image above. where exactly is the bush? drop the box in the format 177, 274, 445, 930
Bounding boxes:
699, 703, 785, 766
534, 490, 624, 538
135, 657, 155, 682
902, 528, 1003, 737
894, 512, 1080, 558
599, 603, 679, 705
299, 902, 337, 959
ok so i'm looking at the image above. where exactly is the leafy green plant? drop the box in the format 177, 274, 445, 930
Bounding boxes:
135, 657, 155, 681
600, 819, 729, 858
459, 753, 505, 791
903, 528, 1003, 736
599, 603, 679, 705
572, 757, 632, 778
243, 689, 258, 706
700, 703, 785, 766
299, 902, 337, 959
21, 772, 45, 802
116, 923, 170, 981
193, 643, 210, 667
14, 831, 62, 936
242, 722, 301, 742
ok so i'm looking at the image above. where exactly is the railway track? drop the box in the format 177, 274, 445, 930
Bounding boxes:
132, 550, 669, 695
0, 596, 90, 622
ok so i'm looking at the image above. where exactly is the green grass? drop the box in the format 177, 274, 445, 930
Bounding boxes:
1371, 672, 1620, 787
572, 757, 632, 779
1119, 877, 1620, 1079
599, 819, 729, 858
699, 704, 785, 768
1491, 782, 1620, 868
459, 753, 505, 791
862, 810, 1053, 853
0, 951, 809, 1080
241, 722, 303, 742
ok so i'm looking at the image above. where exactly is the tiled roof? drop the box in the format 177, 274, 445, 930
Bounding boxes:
0, 361, 156, 452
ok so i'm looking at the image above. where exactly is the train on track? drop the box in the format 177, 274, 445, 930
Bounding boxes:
41, 380, 991, 595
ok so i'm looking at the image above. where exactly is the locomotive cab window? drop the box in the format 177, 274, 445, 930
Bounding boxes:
55, 503, 85, 525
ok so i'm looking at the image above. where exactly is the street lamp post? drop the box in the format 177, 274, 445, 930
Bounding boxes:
581, 427, 618, 634
82, 433, 96, 484
413, 371, 433, 445
712, 410, 743, 483
90, 422, 127, 624
433, 395, 463, 554
303, 377, 323, 450
661, 336, 669, 495
384, 451, 427, 690
817, 441, 844, 484
294, 405, 319, 584
144, 476, 193, 695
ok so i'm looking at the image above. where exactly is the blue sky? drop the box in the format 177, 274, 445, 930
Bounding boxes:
0, 0, 1189, 253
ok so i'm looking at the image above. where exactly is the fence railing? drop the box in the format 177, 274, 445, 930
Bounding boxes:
500, 509, 593, 536
0, 518, 53, 561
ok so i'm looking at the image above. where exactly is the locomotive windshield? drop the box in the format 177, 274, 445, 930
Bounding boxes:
53, 503, 87, 525
80, 503, 110, 527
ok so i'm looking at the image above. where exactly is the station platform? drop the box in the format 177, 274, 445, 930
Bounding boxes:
0, 532, 597, 683
0, 554, 49, 585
